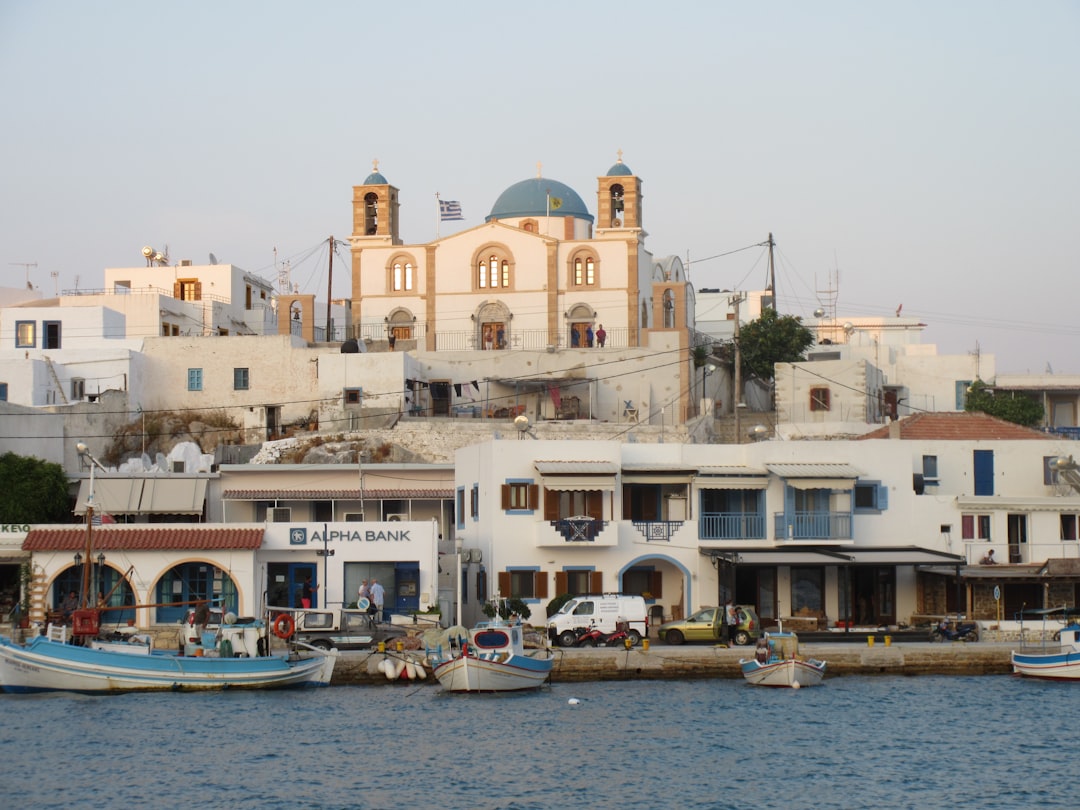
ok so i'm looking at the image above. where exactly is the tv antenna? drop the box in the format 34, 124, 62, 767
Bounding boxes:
50, 271, 59, 295
10, 261, 37, 289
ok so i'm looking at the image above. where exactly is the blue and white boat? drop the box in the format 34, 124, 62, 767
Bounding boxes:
1011, 607, 1080, 680
428, 619, 553, 693
739, 630, 826, 688
0, 615, 337, 694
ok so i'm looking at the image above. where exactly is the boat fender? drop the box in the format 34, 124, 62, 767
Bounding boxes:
405, 660, 417, 680
395, 659, 407, 680
414, 660, 427, 680
385, 660, 399, 681
272, 613, 295, 640
376, 659, 387, 674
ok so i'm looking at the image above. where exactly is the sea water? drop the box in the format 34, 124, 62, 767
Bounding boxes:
0, 675, 1073, 809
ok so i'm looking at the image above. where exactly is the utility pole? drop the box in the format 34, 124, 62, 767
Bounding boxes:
730, 293, 745, 443
766, 233, 776, 311
325, 236, 335, 342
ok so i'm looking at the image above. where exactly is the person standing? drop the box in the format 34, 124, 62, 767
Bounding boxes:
585, 325, 594, 347
301, 576, 317, 609
357, 579, 370, 606
595, 324, 606, 348
369, 578, 385, 622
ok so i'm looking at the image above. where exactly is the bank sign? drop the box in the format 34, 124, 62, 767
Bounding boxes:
288, 527, 413, 546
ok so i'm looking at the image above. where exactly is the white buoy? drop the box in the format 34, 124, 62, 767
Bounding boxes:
376, 659, 387, 674
568, 698, 582, 705
394, 659, 407, 680
414, 660, 427, 680
791, 681, 802, 690
385, 660, 398, 681
405, 660, 417, 680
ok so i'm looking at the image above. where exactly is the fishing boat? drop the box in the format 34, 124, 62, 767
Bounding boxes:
427, 619, 553, 692
1011, 607, 1080, 680
0, 613, 338, 694
739, 630, 826, 688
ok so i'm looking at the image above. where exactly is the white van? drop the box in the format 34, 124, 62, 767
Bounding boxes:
547, 594, 648, 647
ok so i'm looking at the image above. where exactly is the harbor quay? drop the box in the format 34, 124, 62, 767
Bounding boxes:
332, 641, 1015, 686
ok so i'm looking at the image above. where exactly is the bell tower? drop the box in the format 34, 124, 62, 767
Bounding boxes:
597, 150, 642, 230
351, 159, 401, 244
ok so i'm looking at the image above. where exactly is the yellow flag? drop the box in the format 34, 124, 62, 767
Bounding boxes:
550, 196, 563, 210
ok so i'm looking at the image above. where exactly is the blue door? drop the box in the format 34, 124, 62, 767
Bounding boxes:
974, 450, 994, 496
394, 562, 420, 616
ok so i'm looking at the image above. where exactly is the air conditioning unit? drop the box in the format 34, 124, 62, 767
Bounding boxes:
344, 512, 364, 522
269, 507, 291, 523
387, 513, 407, 522
171, 460, 186, 473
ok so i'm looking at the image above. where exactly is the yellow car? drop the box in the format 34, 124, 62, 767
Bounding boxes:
657, 605, 760, 646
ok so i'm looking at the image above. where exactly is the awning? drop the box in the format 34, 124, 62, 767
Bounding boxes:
542, 477, 616, 491
695, 477, 769, 490
622, 474, 694, 484
785, 477, 856, 490
139, 478, 208, 514
75, 477, 208, 515
74, 478, 143, 515
701, 545, 965, 566
535, 461, 618, 475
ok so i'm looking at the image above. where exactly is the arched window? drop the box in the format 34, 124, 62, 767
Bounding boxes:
53, 564, 136, 624
571, 253, 598, 287
364, 192, 379, 235
155, 562, 239, 624
663, 289, 675, 328
392, 260, 414, 291
478, 254, 511, 289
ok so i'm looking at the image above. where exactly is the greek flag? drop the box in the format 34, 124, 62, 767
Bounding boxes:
439, 200, 464, 221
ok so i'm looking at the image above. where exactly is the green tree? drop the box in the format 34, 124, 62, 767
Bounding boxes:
0, 452, 71, 523
736, 309, 815, 381
964, 380, 1044, 427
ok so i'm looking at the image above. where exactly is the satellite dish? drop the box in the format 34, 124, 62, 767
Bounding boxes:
514, 414, 531, 431
813, 308, 825, 318
843, 322, 855, 335
142, 246, 154, 257
748, 425, 770, 441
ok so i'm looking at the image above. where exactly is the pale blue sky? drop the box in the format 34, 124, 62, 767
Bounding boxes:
2, 1, 1077, 373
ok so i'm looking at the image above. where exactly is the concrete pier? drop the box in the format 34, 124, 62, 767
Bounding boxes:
330, 641, 1014, 686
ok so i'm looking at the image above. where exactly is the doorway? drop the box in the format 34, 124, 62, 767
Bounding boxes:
267, 562, 318, 609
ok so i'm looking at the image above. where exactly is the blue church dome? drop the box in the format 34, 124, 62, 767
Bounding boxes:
606, 160, 633, 177
487, 177, 593, 223
364, 170, 388, 185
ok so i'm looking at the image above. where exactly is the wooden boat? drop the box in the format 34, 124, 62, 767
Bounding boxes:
0, 616, 337, 694
739, 630, 826, 688
1011, 607, 1080, 680
427, 620, 553, 692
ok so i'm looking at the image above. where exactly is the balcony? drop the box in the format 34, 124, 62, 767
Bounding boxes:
773, 512, 852, 541
699, 512, 766, 540
632, 520, 685, 542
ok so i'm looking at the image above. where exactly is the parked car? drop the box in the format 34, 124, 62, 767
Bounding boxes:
657, 605, 760, 646
293, 608, 406, 650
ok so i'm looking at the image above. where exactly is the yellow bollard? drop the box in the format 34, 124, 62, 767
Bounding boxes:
377, 641, 386, 653
396, 639, 404, 652
884, 635, 892, 647
867, 635, 875, 647
624, 637, 632, 650
642, 639, 650, 652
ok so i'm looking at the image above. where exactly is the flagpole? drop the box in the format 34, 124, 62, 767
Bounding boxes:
435, 192, 441, 240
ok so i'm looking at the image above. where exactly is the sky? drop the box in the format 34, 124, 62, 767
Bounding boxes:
1, 1, 1077, 374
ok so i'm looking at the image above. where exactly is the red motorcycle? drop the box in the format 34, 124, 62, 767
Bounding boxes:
575, 621, 637, 648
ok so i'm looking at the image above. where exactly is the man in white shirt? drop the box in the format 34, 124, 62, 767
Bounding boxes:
369, 579, 385, 621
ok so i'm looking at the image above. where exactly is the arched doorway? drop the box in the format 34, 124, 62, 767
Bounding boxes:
155, 561, 239, 623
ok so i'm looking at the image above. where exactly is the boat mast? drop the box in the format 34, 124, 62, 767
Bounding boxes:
325, 235, 334, 342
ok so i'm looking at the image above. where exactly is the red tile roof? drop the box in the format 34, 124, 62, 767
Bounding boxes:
857, 412, 1053, 441
23, 527, 265, 552
221, 489, 453, 500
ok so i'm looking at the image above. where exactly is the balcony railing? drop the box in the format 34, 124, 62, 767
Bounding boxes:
699, 512, 766, 540
552, 517, 605, 542
773, 512, 852, 540
632, 520, 684, 542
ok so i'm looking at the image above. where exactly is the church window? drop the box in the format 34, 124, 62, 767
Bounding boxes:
572, 255, 597, 286
478, 255, 511, 289
392, 261, 414, 292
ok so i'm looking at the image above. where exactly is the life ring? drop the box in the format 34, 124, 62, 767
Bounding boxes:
272, 613, 295, 639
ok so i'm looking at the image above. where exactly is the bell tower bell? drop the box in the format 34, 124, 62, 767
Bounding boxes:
351, 159, 401, 244
597, 150, 642, 230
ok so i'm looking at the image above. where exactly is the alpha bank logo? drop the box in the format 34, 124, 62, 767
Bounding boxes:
289, 528, 308, 546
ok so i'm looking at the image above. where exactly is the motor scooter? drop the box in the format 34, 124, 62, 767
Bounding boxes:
575, 621, 635, 648
930, 618, 979, 642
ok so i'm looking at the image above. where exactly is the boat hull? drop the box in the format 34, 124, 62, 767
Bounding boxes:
432, 651, 552, 693
740, 657, 826, 688
0, 635, 337, 693
1011, 650, 1080, 680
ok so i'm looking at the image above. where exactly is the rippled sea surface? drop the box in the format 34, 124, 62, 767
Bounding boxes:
1, 674, 1075, 809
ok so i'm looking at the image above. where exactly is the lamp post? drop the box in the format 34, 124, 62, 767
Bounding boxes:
316, 523, 334, 609
97, 552, 106, 606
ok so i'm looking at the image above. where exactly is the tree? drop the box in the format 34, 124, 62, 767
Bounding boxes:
964, 380, 1044, 427
736, 309, 815, 381
0, 452, 71, 523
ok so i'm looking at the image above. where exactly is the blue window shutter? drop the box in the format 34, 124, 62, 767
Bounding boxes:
877, 485, 888, 510
973, 450, 994, 496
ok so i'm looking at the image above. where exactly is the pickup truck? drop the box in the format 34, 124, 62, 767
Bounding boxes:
291, 608, 407, 650
656, 605, 760, 646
